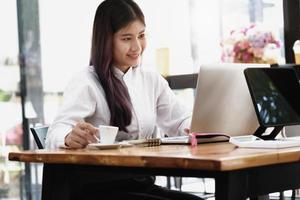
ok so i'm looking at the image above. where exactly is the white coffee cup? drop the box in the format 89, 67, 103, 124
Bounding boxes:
98, 125, 118, 144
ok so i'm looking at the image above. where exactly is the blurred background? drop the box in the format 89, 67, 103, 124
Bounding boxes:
1, 0, 298, 199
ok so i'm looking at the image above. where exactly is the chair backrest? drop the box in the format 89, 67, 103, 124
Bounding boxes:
165, 73, 198, 90
30, 126, 49, 149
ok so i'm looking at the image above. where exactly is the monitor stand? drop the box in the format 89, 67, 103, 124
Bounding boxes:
254, 126, 284, 140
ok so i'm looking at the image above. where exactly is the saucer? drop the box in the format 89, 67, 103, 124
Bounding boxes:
118, 141, 134, 148
87, 143, 121, 150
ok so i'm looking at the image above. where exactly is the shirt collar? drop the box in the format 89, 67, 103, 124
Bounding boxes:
112, 66, 134, 81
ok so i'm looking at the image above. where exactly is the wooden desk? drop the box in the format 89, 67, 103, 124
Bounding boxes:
9, 143, 300, 200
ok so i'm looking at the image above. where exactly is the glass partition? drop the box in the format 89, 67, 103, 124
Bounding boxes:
0, 0, 23, 199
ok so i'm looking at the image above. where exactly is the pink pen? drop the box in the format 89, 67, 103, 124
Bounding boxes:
189, 133, 197, 147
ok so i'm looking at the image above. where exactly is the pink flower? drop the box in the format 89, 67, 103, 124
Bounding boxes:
221, 24, 281, 63
5, 123, 23, 145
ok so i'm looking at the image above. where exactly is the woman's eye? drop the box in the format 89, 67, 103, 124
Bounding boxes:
139, 33, 145, 39
122, 37, 131, 41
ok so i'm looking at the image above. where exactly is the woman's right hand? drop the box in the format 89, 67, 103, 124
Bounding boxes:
65, 122, 98, 149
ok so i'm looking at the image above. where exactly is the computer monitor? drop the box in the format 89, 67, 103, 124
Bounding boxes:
244, 68, 300, 139
273, 64, 300, 138
294, 65, 300, 78
190, 63, 269, 137
272, 63, 300, 79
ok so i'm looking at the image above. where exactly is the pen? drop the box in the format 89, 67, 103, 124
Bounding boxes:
78, 119, 100, 143
93, 134, 100, 143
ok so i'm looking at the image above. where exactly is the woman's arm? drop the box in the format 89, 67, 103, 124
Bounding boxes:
155, 75, 192, 137
46, 74, 98, 149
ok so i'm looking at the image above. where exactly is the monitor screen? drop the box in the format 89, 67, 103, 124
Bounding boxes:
244, 68, 300, 127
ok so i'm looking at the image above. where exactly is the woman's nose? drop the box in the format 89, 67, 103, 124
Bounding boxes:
131, 38, 141, 52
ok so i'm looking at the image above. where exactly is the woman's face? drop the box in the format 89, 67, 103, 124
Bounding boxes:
112, 20, 146, 72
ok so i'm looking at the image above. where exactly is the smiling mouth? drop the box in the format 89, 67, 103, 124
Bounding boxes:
127, 54, 140, 59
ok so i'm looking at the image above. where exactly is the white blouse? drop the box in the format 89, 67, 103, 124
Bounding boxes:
46, 66, 191, 149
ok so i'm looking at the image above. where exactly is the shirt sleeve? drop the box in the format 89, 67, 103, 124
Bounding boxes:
155, 75, 192, 137
45, 75, 97, 149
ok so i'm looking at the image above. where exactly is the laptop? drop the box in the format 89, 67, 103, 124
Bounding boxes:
162, 63, 269, 144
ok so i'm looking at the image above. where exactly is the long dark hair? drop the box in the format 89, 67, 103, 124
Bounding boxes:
90, 0, 145, 132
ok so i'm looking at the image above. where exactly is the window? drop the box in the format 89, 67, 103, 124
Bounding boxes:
190, 0, 284, 71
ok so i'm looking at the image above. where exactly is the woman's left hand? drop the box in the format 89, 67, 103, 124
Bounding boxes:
184, 128, 190, 134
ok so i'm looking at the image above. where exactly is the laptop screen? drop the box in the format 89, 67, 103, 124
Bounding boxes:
244, 68, 300, 127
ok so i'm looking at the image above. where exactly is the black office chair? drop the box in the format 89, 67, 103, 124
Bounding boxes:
30, 126, 49, 149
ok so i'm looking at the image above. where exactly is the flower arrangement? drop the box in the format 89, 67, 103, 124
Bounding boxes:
221, 24, 281, 64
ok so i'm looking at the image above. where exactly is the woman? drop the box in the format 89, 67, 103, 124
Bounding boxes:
46, 0, 202, 199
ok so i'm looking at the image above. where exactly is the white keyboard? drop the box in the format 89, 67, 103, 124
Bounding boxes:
230, 135, 300, 149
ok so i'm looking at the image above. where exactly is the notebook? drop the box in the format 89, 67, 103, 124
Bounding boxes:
161, 63, 269, 144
